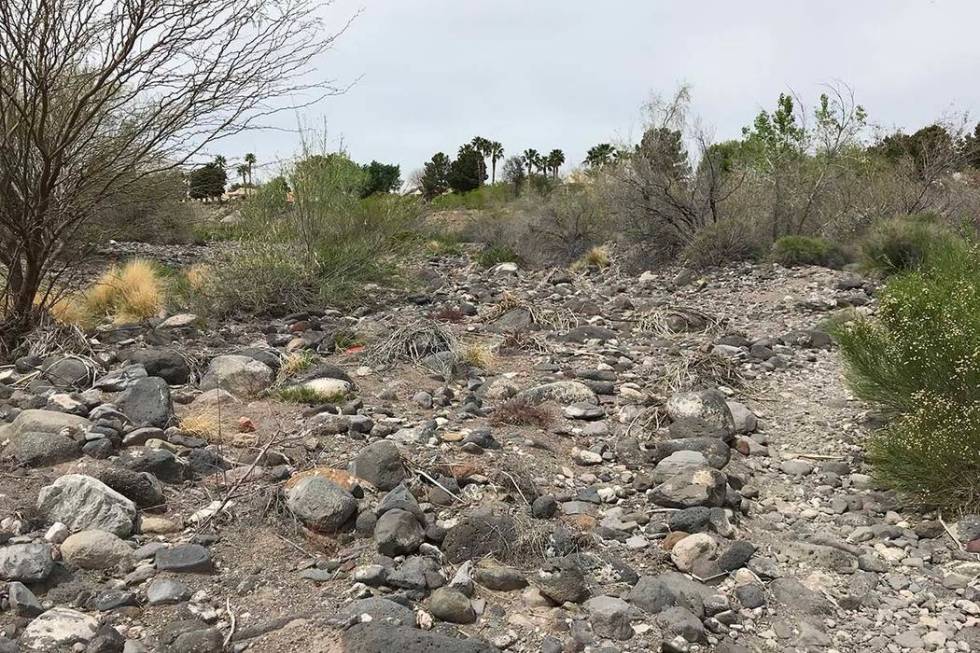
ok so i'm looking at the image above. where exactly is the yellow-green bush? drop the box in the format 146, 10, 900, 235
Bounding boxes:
832, 243, 980, 512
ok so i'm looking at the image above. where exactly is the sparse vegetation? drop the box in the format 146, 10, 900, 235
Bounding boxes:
490, 397, 555, 428
477, 244, 521, 268
277, 385, 348, 405
771, 235, 847, 268
859, 214, 961, 277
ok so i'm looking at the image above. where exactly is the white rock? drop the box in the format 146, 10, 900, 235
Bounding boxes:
20, 607, 98, 650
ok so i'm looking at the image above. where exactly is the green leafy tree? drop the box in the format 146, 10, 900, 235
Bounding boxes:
188, 161, 227, 200
488, 141, 504, 183
361, 161, 402, 197
420, 152, 452, 199
448, 144, 486, 193
546, 149, 565, 177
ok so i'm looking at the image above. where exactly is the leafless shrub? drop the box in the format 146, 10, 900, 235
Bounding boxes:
490, 398, 556, 428
0, 0, 354, 353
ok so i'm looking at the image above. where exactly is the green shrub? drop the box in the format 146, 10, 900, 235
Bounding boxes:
200, 243, 313, 317
832, 244, 980, 512
770, 235, 846, 268
682, 220, 761, 269
430, 184, 515, 211
860, 214, 961, 277
477, 243, 520, 268
276, 385, 349, 404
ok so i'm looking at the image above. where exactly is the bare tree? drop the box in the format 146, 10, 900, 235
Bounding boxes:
0, 0, 353, 353
606, 86, 742, 248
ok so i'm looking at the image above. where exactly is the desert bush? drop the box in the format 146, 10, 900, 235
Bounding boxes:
200, 152, 423, 316
681, 220, 761, 269
832, 243, 980, 511
770, 235, 846, 268
429, 183, 515, 211
201, 243, 313, 317
84, 259, 166, 323
571, 246, 610, 271
276, 385, 348, 404
859, 214, 961, 276
460, 342, 495, 370
490, 398, 555, 428
477, 243, 521, 268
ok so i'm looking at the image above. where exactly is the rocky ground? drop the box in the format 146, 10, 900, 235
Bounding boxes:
2, 246, 979, 653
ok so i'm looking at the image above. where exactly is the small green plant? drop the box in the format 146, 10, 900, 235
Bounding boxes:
477, 243, 520, 268
832, 243, 980, 512
860, 214, 961, 277
771, 235, 846, 268
276, 385, 348, 405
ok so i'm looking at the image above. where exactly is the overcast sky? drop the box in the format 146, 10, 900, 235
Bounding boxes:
220, 0, 980, 180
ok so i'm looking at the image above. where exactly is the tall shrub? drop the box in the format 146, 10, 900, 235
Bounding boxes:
832, 243, 980, 512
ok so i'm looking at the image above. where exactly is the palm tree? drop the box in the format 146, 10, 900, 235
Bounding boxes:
213, 155, 227, 169
488, 141, 504, 183
546, 149, 565, 178
584, 143, 616, 169
236, 164, 248, 188
244, 152, 256, 187
522, 148, 539, 179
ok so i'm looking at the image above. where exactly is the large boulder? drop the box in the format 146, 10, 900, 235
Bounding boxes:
343, 623, 496, 653
4, 431, 82, 467
73, 462, 165, 509
285, 476, 357, 533
0, 409, 90, 440
198, 355, 274, 397
517, 381, 598, 406
337, 598, 415, 627
627, 572, 716, 617
649, 468, 728, 509
442, 511, 518, 564
116, 376, 173, 428
350, 441, 405, 491
60, 530, 132, 570
19, 607, 99, 650
374, 509, 424, 556
37, 474, 137, 537
120, 347, 190, 384
40, 357, 92, 389
0, 543, 54, 582
666, 390, 735, 435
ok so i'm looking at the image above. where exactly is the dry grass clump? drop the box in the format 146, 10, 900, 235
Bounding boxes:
179, 410, 222, 441
483, 292, 578, 332
490, 397, 556, 428
183, 263, 210, 293
571, 245, 610, 271
87, 259, 165, 323
45, 259, 166, 327
639, 306, 719, 337
366, 318, 460, 369
659, 350, 745, 394
460, 342, 495, 370
278, 351, 317, 381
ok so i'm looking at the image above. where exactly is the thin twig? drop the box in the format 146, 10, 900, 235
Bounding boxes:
413, 467, 465, 504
